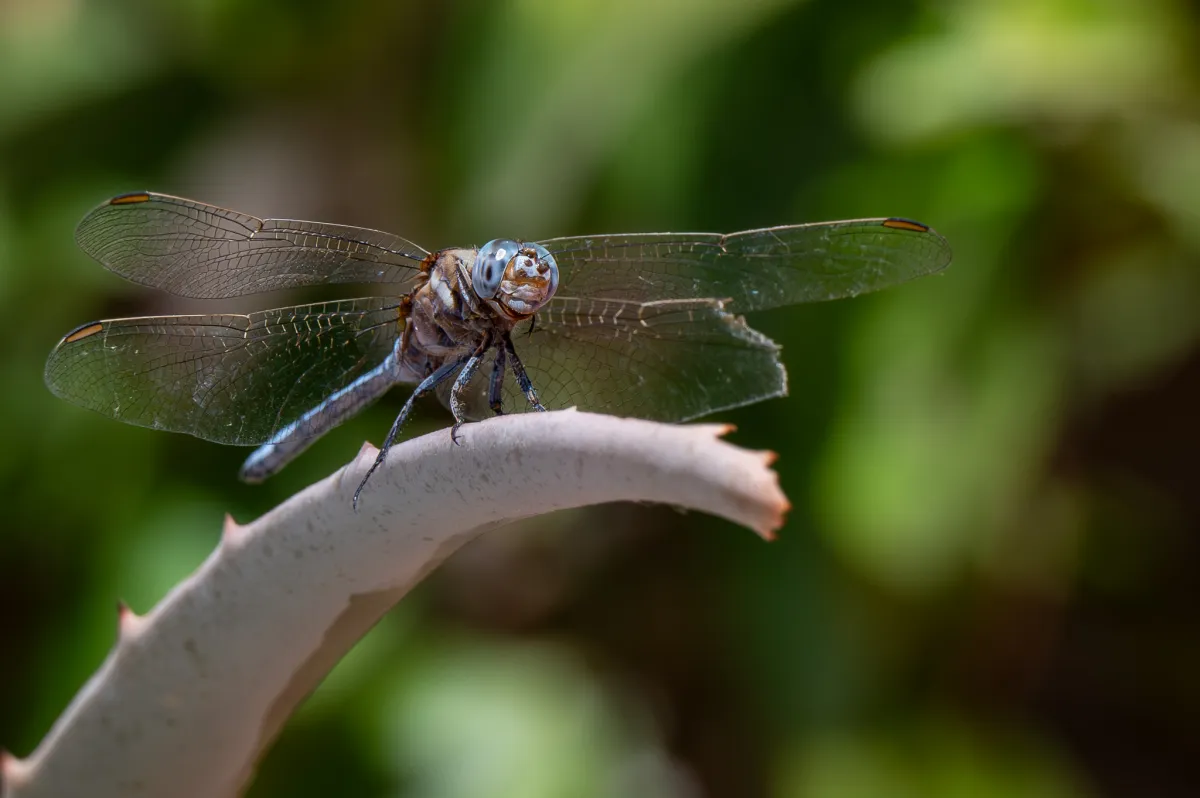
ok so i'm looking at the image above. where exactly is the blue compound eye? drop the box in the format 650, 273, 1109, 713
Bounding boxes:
472, 239, 518, 299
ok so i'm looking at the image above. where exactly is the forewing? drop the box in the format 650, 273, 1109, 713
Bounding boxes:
439, 296, 786, 423
45, 297, 403, 445
75, 192, 429, 298
540, 218, 951, 312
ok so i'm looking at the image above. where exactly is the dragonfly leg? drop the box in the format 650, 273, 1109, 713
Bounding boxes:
488, 344, 507, 416
449, 342, 489, 444
354, 354, 468, 510
241, 350, 403, 483
453, 259, 483, 316
503, 333, 546, 412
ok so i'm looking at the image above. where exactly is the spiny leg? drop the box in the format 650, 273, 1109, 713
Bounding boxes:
453, 259, 483, 315
354, 355, 468, 510
503, 333, 546, 412
488, 344, 507, 416
449, 340, 490, 444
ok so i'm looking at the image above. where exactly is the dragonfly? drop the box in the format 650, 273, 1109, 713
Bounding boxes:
45, 192, 951, 507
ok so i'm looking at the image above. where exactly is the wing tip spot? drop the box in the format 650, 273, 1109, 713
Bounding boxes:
882, 217, 931, 233
108, 192, 152, 206
63, 322, 105, 343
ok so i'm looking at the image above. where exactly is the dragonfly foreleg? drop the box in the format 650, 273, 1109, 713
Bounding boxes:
449, 339, 491, 443
241, 350, 402, 484
488, 344, 507, 416
453, 258, 482, 315
503, 333, 546, 412
353, 353, 469, 510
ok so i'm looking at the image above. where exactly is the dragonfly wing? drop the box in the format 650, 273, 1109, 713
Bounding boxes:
45, 297, 403, 445
539, 218, 951, 312
75, 192, 429, 298
438, 296, 786, 423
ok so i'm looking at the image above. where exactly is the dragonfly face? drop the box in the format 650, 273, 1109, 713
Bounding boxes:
471, 239, 560, 318
45, 192, 952, 507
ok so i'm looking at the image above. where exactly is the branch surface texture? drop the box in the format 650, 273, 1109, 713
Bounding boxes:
2, 410, 788, 798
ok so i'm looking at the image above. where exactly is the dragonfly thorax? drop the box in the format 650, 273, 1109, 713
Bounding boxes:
471, 239, 559, 319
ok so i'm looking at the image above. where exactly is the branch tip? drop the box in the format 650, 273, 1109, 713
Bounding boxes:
769, 499, 793, 540
1, 748, 29, 787
116, 601, 145, 639
685, 422, 737, 440
220, 513, 242, 541
752, 476, 789, 541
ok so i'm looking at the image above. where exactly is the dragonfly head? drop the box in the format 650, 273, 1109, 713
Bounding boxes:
472, 239, 559, 318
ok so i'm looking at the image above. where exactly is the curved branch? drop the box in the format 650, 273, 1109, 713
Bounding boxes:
2, 410, 787, 798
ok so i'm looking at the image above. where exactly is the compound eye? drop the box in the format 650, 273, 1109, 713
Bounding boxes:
529, 242, 560, 299
472, 239, 518, 299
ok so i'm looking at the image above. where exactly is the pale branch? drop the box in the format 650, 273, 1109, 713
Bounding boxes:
2, 410, 788, 798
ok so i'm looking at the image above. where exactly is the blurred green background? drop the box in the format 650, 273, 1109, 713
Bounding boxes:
2, 0, 1198, 795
